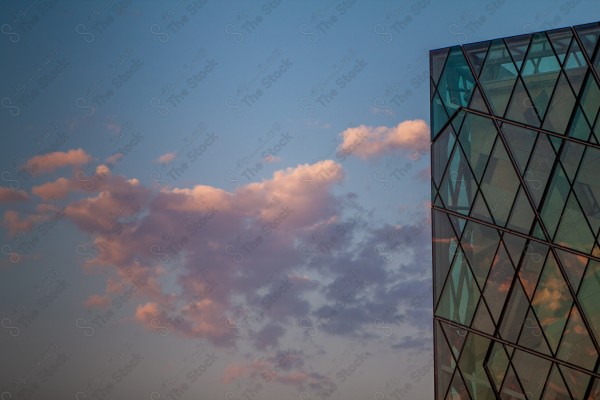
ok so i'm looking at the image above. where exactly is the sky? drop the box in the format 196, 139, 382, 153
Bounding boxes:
0, 1, 598, 399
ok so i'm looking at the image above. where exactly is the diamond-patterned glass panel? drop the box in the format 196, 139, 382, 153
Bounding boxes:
432, 22, 600, 399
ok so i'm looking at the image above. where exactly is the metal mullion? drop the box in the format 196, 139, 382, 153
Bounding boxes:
482, 340, 503, 398
435, 315, 600, 379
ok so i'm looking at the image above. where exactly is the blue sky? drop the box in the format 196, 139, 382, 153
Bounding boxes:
0, 0, 599, 399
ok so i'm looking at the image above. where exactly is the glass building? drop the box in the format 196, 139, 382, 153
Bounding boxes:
431, 22, 600, 399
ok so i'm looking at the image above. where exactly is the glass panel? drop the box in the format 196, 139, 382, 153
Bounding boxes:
549, 135, 563, 153
542, 72, 577, 134
557, 305, 597, 371
437, 46, 476, 118
523, 133, 556, 209
504, 34, 531, 70
519, 241, 548, 300
433, 124, 457, 186
458, 113, 497, 183
563, 39, 587, 96
522, 33, 561, 122
436, 320, 455, 400
559, 140, 584, 184
441, 320, 468, 360
458, 331, 496, 399
431, 47, 450, 85
555, 248, 588, 293
511, 349, 552, 400
464, 41, 490, 78
480, 39, 519, 116
554, 191, 595, 254
541, 364, 571, 400
547, 28, 573, 65
578, 259, 600, 344
480, 139, 520, 226
445, 369, 470, 400
567, 105, 591, 141
470, 190, 494, 224
500, 363, 527, 399
433, 209, 459, 303
574, 23, 600, 59
539, 164, 570, 239
436, 246, 480, 327
518, 307, 551, 356
506, 186, 535, 234
471, 299, 495, 335
483, 243, 513, 324
531, 252, 573, 353
505, 77, 541, 126
468, 86, 489, 113
499, 279, 529, 343
461, 220, 500, 289
558, 364, 592, 399
502, 232, 527, 268
439, 143, 477, 216
485, 341, 509, 391
432, 89, 450, 139
501, 123, 537, 175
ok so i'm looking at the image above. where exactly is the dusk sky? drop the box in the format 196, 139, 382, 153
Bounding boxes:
1, 1, 599, 399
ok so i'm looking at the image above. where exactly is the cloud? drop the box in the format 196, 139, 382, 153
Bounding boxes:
157, 152, 176, 164
337, 120, 429, 160
10, 153, 432, 360
263, 155, 282, 164
3, 202, 64, 236
32, 178, 72, 200
24, 148, 92, 175
105, 153, 124, 165
0, 187, 28, 203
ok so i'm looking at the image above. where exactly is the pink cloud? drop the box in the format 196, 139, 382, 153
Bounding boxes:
24, 148, 92, 175
0, 187, 28, 203
337, 119, 429, 159
32, 177, 71, 200
105, 153, 124, 165
157, 152, 176, 164
2, 202, 62, 236
263, 155, 282, 164
52, 160, 344, 346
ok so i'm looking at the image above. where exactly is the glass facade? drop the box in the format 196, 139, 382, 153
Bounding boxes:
431, 22, 600, 399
